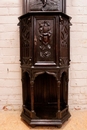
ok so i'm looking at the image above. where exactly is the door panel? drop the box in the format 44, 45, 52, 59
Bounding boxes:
34, 15, 57, 66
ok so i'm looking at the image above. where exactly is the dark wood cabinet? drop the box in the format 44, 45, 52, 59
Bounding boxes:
19, 11, 71, 127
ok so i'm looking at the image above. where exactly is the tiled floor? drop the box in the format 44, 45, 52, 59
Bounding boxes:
0, 110, 87, 130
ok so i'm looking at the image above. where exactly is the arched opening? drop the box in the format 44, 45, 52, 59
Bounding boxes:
60, 72, 68, 110
34, 73, 58, 119
22, 72, 31, 110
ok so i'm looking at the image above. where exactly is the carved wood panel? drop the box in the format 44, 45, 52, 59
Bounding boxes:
23, 0, 66, 13
20, 16, 32, 65
34, 16, 57, 65
59, 16, 69, 66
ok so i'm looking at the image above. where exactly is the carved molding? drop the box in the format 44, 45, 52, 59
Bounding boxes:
32, 71, 59, 81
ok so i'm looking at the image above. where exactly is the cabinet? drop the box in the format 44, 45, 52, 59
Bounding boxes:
19, 11, 71, 127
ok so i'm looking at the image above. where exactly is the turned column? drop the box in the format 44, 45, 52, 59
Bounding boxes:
56, 80, 61, 119
66, 74, 69, 109
30, 80, 35, 118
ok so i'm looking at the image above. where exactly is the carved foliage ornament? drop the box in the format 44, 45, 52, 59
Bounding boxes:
39, 21, 52, 58
21, 17, 31, 65
21, 17, 31, 47
60, 16, 69, 47
59, 57, 68, 66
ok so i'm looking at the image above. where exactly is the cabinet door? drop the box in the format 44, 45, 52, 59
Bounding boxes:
34, 15, 57, 66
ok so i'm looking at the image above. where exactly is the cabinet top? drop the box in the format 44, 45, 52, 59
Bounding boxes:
19, 11, 71, 20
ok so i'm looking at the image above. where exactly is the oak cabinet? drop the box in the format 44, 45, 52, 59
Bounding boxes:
19, 11, 71, 127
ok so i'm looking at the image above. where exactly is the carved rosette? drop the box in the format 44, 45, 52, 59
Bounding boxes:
39, 21, 52, 58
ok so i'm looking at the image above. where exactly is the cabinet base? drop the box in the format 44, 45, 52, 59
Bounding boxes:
21, 111, 71, 127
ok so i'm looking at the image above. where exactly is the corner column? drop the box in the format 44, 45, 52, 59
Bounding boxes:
56, 80, 61, 119
30, 80, 36, 118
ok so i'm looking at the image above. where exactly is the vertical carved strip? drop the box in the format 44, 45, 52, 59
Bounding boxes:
21, 17, 31, 65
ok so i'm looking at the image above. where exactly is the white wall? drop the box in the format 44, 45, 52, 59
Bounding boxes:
67, 0, 87, 109
0, 0, 22, 110
0, 0, 87, 110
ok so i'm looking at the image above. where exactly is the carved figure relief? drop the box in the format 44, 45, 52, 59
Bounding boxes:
41, 0, 47, 9
29, 0, 62, 11
39, 21, 52, 58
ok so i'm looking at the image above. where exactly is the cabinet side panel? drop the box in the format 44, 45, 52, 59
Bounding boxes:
20, 16, 31, 66
59, 17, 70, 66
